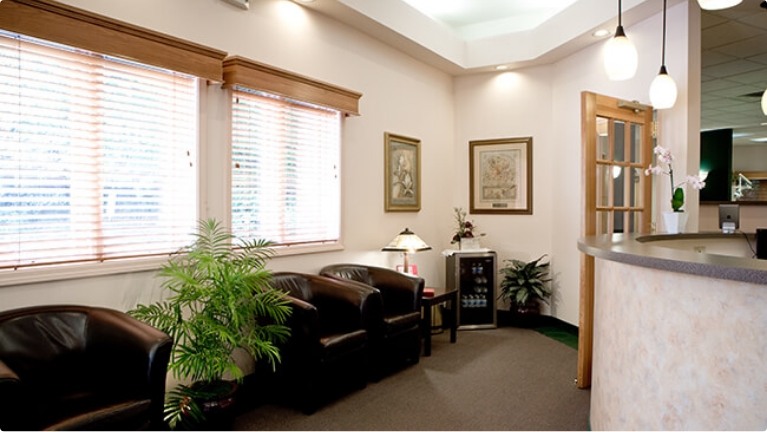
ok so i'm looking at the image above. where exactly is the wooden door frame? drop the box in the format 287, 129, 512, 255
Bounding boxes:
578, 91, 653, 389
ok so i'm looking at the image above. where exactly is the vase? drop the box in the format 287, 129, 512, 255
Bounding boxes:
662, 211, 688, 234
459, 237, 481, 251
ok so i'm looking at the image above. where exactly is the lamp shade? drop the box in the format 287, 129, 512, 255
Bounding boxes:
696, 0, 742, 10
381, 228, 431, 253
603, 26, 638, 81
649, 66, 678, 109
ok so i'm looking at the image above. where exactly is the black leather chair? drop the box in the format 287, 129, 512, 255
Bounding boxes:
320, 264, 425, 375
0, 305, 173, 431
269, 272, 382, 413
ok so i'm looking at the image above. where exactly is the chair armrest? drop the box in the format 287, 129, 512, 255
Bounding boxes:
86, 308, 172, 424
284, 295, 320, 348
0, 359, 25, 431
307, 275, 383, 334
367, 267, 425, 313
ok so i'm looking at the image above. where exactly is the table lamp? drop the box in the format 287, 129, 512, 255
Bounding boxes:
381, 228, 431, 274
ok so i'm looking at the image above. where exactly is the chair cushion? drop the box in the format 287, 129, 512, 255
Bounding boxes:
383, 311, 420, 335
46, 399, 152, 431
319, 329, 367, 361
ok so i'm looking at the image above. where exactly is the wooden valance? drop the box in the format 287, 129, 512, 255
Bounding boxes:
0, 0, 227, 81
223, 56, 361, 116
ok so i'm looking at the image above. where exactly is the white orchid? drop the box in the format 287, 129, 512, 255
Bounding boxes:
644, 145, 706, 212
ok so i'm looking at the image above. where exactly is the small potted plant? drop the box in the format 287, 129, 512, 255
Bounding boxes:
130, 218, 292, 430
498, 254, 552, 327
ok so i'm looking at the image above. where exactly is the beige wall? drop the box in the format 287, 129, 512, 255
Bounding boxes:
0, 0, 701, 327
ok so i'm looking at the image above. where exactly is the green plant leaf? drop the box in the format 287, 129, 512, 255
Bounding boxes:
672, 187, 685, 212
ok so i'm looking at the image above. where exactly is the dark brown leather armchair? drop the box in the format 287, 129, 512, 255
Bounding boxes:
269, 272, 382, 413
0, 305, 173, 431
319, 264, 425, 375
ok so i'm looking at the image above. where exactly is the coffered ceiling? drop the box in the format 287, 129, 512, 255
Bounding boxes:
302, 0, 767, 146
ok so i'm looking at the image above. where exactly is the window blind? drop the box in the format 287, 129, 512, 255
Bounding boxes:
231, 88, 341, 246
0, 32, 198, 269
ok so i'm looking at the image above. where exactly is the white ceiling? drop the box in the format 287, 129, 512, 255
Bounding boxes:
302, 0, 767, 147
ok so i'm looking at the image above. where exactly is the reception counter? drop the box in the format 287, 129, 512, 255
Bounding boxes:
577, 233, 767, 430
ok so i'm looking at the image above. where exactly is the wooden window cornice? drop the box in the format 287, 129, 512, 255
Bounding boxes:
223, 56, 361, 116
0, 0, 227, 81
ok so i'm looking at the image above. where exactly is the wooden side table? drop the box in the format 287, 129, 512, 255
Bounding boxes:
421, 289, 458, 356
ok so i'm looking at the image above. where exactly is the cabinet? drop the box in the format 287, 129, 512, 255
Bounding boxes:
445, 251, 497, 330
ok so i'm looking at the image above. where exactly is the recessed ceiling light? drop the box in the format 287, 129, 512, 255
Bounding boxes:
293, 0, 315, 3
750, 137, 767, 143
495, 65, 509, 71
592, 29, 611, 38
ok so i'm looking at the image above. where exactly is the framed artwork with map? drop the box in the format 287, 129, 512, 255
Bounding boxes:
469, 137, 532, 214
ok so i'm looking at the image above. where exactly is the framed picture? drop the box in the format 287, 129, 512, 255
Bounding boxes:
384, 132, 421, 212
469, 137, 532, 214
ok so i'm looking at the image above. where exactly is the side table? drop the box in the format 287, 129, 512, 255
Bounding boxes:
421, 288, 458, 356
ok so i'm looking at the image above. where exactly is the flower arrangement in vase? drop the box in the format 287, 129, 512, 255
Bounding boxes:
644, 145, 706, 233
450, 207, 485, 250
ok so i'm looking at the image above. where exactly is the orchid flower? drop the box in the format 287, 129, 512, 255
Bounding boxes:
644, 145, 706, 212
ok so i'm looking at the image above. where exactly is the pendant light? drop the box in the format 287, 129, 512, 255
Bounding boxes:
697, 0, 742, 10
762, 88, 767, 115
604, 0, 638, 81
649, 0, 677, 109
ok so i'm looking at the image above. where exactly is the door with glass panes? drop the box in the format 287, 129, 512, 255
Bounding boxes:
578, 92, 653, 389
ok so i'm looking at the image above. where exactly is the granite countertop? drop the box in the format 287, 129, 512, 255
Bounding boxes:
577, 232, 767, 285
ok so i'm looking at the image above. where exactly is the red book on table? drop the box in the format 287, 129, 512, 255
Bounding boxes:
423, 288, 435, 298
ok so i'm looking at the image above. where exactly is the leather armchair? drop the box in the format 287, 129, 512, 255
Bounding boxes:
269, 272, 382, 413
0, 305, 172, 431
319, 264, 425, 374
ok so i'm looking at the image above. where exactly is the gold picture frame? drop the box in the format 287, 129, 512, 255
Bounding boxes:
469, 137, 533, 214
384, 132, 421, 212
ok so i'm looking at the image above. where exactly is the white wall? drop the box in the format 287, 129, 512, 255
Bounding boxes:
0, 0, 702, 329
454, 1, 697, 324
0, 0, 455, 311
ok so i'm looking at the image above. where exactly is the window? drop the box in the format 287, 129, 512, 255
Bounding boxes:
231, 88, 341, 246
0, 32, 198, 269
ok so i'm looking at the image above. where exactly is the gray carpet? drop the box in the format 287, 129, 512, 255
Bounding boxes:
234, 327, 590, 431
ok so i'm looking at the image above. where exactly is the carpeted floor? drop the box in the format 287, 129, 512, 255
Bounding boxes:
233, 326, 590, 431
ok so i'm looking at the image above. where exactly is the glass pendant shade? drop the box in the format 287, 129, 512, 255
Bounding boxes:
649, 66, 677, 109
696, 0, 742, 10
762, 88, 767, 116
603, 26, 638, 81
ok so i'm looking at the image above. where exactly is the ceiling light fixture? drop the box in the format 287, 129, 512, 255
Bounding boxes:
649, 0, 677, 109
762, 88, 767, 116
696, 0, 742, 10
603, 0, 638, 81
592, 29, 611, 38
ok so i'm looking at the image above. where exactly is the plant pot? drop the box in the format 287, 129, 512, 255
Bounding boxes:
190, 380, 238, 430
509, 302, 541, 328
662, 211, 688, 234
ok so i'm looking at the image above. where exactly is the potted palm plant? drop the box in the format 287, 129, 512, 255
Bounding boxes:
498, 254, 552, 327
130, 218, 292, 430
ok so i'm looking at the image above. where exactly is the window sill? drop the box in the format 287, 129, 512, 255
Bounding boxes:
0, 243, 344, 287
0, 256, 168, 288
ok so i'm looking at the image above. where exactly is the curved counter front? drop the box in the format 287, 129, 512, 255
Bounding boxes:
577, 233, 767, 431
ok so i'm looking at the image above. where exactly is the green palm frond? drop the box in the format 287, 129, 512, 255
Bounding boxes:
128, 218, 292, 429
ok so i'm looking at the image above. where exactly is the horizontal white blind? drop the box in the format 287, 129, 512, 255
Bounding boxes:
0, 32, 198, 269
231, 88, 340, 246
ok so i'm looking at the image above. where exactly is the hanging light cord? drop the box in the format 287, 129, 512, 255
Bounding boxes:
661, 0, 668, 67
618, 0, 623, 27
